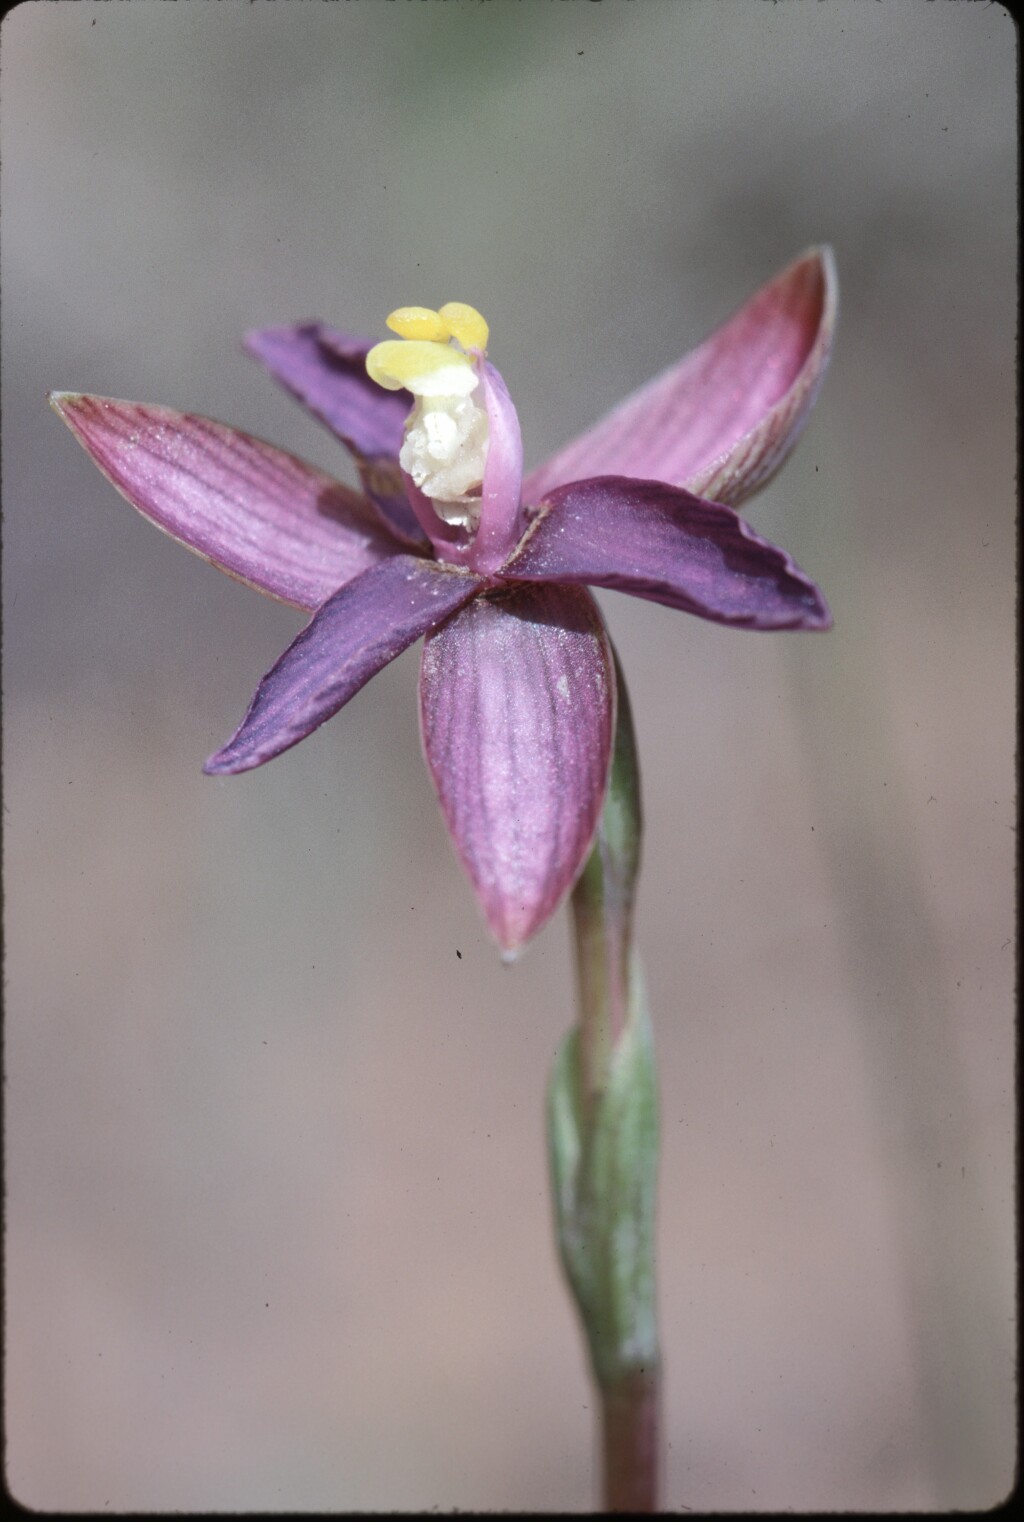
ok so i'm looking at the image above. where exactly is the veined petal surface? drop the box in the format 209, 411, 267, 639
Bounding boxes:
419, 583, 615, 953
205, 556, 482, 775
522, 247, 836, 509
503, 477, 831, 631
244, 323, 427, 545
51, 394, 403, 611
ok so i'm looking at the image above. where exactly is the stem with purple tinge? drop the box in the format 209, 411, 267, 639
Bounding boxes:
548, 654, 661, 1512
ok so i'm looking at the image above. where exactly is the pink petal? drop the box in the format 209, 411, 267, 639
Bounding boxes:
502, 476, 831, 631
51, 393, 406, 611
244, 324, 428, 546
205, 556, 482, 775
419, 583, 615, 953
522, 246, 837, 508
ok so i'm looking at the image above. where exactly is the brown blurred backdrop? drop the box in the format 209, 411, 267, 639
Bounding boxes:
2, 0, 1015, 1511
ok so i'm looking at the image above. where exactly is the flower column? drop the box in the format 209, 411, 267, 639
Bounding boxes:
548, 655, 660, 1512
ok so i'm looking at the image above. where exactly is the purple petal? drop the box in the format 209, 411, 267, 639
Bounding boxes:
50, 393, 406, 611
205, 556, 482, 775
419, 583, 615, 953
502, 476, 831, 631
466, 359, 526, 575
522, 247, 837, 509
244, 324, 427, 545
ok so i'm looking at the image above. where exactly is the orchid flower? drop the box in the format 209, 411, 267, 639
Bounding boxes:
51, 249, 835, 954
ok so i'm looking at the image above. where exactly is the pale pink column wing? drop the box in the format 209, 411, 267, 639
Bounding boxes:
51, 393, 407, 611
205, 557, 482, 775
522, 247, 837, 509
467, 359, 526, 574
386, 358, 527, 573
503, 476, 831, 631
419, 584, 615, 954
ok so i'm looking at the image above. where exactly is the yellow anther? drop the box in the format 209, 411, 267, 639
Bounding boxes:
385, 306, 452, 343
439, 302, 489, 353
365, 338, 477, 397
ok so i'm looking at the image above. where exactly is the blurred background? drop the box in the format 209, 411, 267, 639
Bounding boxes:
2, 0, 1015, 1510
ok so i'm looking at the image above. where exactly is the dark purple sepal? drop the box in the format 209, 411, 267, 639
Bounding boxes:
502, 476, 831, 631
419, 583, 615, 953
50, 393, 405, 611
244, 323, 428, 547
205, 556, 482, 775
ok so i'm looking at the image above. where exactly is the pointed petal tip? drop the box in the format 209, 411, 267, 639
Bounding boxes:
49, 389, 85, 421
807, 241, 838, 305
202, 731, 303, 776
797, 242, 835, 270
489, 907, 546, 961
203, 736, 267, 776
796, 243, 839, 330
785, 578, 831, 632
243, 322, 318, 355
49, 390, 103, 436
202, 751, 237, 777
784, 243, 836, 291
241, 327, 267, 358
203, 737, 284, 776
490, 898, 554, 960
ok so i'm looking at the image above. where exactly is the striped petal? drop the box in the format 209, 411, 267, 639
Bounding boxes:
522, 247, 837, 509
419, 583, 614, 953
50, 393, 404, 611
244, 323, 428, 545
503, 476, 831, 631
205, 556, 482, 775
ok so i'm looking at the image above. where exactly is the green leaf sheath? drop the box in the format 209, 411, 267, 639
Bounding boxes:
548, 970, 659, 1386
548, 652, 659, 1389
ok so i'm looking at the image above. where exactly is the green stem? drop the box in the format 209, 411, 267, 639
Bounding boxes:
548, 654, 661, 1512
572, 655, 641, 1112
